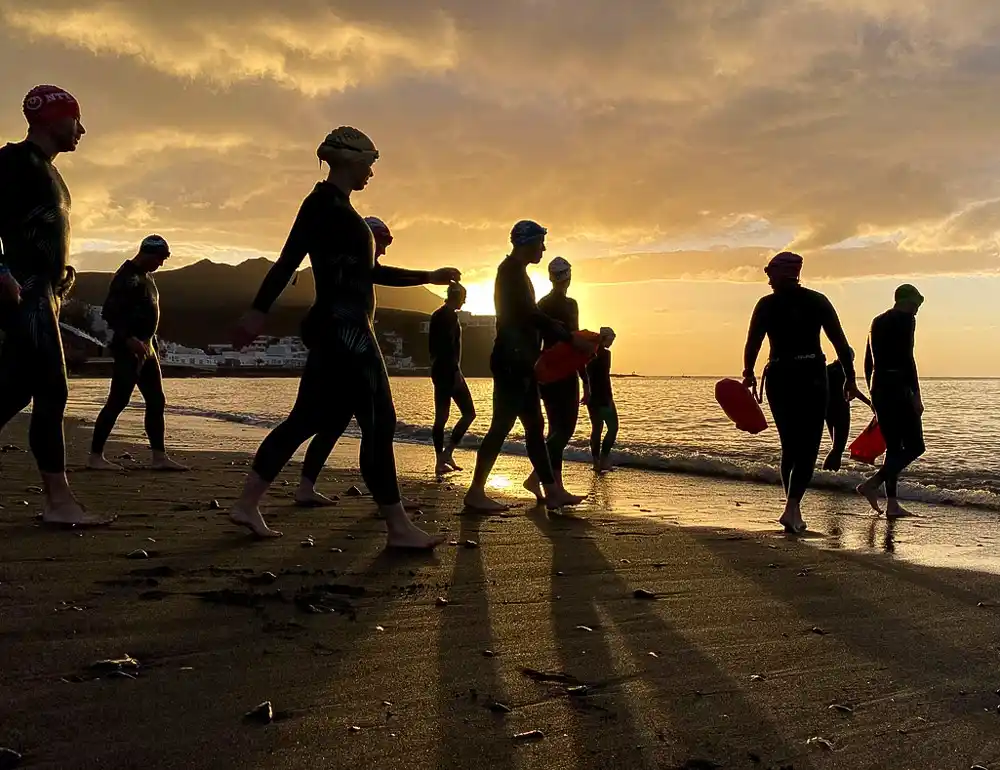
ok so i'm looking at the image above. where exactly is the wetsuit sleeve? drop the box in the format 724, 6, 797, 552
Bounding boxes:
906, 317, 919, 394
101, 271, 130, 335
103, 269, 151, 341
569, 300, 590, 387
743, 298, 768, 375
372, 264, 431, 287
251, 197, 316, 313
819, 297, 856, 383
864, 337, 874, 390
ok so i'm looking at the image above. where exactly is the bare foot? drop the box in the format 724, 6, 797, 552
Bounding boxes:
294, 488, 338, 507
463, 488, 509, 512
41, 498, 116, 528
435, 459, 458, 476
856, 482, 883, 514
442, 450, 462, 471
385, 518, 447, 550
779, 502, 807, 534
229, 504, 282, 538
544, 489, 587, 510
599, 457, 614, 472
886, 502, 913, 519
151, 456, 189, 472
86, 454, 122, 472
523, 474, 543, 503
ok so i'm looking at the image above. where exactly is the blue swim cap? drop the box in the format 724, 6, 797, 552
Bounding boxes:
510, 220, 547, 246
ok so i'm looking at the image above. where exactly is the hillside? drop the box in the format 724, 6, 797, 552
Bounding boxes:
68, 258, 495, 375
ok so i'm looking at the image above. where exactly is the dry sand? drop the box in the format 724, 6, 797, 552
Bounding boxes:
1, 413, 1000, 769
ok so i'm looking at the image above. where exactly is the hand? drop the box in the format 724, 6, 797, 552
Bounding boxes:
742, 372, 757, 390
430, 268, 461, 285
56, 265, 76, 299
126, 337, 150, 360
233, 309, 266, 351
844, 380, 860, 402
0, 272, 21, 305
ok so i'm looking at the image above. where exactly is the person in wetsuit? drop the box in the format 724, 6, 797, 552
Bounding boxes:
292, 215, 391, 507
430, 281, 476, 475
463, 220, 592, 512
88, 235, 188, 472
856, 284, 926, 518
526, 256, 589, 491
587, 328, 618, 472
229, 127, 460, 548
822, 349, 872, 472
742, 251, 858, 534
0, 85, 109, 526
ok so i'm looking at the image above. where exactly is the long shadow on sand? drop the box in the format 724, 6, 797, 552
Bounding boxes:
435, 514, 516, 770
528, 500, 811, 770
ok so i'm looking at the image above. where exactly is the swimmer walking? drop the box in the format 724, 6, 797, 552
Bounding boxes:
292, 216, 392, 507
743, 252, 858, 533
0, 85, 110, 526
464, 221, 592, 512
88, 235, 188, 472
430, 282, 476, 475
856, 285, 926, 518
229, 127, 459, 548
524, 256, 589, 493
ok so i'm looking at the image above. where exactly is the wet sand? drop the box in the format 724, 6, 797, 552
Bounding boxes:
2, 413, 1000, 769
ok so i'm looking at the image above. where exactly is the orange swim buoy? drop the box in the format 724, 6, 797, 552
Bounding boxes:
849, 417, 886, 465
535, 330, 602, 385
715, 378, 768, 434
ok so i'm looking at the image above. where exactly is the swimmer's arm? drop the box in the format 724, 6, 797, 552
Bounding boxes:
251, 198, 314, 313
372, 264, 431, 287
821, 300, 856, 384
864, 338, 874, 390
742, 299, 767, 377
907, 317, 920, 395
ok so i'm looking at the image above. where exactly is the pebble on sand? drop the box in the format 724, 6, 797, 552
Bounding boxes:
346, 486, 364, 497
463, 540, 480, 549
126, 549, 150, 560
633, 589, 657, 600
513, 730, 545, 742
244, 701, 274, 724
208, 500, 222, 511
488, 702, 512, 714
0, 747, 23, 769
806, 736, 835, 751
436, 597, 449, 607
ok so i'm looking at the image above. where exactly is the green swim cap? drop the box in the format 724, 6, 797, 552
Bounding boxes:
894, 284, 924, 306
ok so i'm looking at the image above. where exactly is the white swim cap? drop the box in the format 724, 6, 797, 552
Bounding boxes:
548, 256, 571, 282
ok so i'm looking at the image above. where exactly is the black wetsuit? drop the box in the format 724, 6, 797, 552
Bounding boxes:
91, 260, 166, 454
429, 304, 475, 455
471, 257, 571, 488
864, 309, 925, 498
537, 291, 588, 476
0, 140, 74, 473
823, 361, 850, 471
249, 181, 432, 506
744, 285, 854, 501
586, 347, 617, 461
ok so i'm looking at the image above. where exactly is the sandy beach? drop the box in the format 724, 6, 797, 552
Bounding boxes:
2, 413, 1000, 769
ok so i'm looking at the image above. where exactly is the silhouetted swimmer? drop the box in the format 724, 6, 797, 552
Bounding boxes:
88, 235, 188, 473
586, 328, 618, 472
463, 221, 592, 512
292, 215, 393, 507
856, 284, 926, 518
229, 127, 459, 548
743, 252, 858, 534
430, 282, 475, 475
822, 349, 872, 472
524, 256, 590, 496
0, 85, 112, 526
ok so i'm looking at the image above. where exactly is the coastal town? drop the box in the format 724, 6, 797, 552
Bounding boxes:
57, 300, 497, 375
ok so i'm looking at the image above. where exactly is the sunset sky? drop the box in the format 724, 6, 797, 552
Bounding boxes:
3, 1, 1000, 376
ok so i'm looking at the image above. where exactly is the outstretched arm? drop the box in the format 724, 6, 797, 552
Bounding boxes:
864, 337, 874, 390
372, 264, 431, 287
820, 299, 856, 385
743, 299, 767, 379
251, 198, 315, 313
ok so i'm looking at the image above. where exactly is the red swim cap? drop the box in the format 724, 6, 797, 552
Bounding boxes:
22, 85, 80, 125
